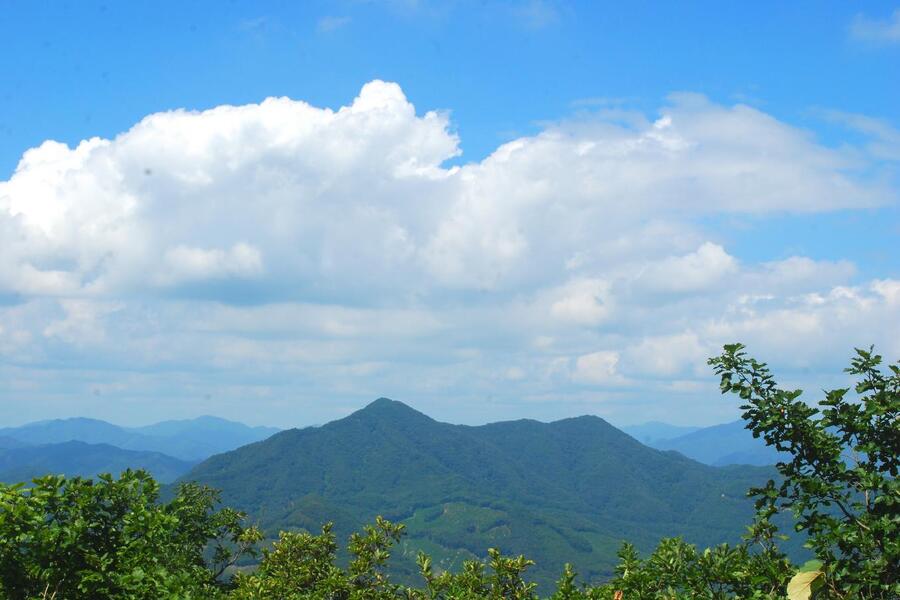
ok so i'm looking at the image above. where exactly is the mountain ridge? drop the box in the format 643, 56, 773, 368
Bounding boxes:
179, 398, 782, 591
0, 440, 196, 484
648, 420, 786, 466
0, 415, 281, 462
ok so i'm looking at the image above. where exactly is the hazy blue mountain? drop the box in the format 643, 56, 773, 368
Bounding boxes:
131, 415, 281, 458
134, 415, 278, 438
0, 418, 145, 448
651, 420, 786, 466
179, 398, 784, 591
0, 436, 30, 449
0, 416, 280, 461
0, 441, 195, 484
620, 421, 701, 446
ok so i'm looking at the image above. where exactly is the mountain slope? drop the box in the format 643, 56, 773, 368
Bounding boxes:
0, 416, 280, 461
0, 436, 30, 449
0, 441, 195, 484
180, 398, 779, 590
651, 420, 786, 466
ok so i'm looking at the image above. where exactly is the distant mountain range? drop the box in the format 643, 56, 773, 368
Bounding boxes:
620, 421, 700, 446
0, 416, 280, 461
0, 415, 280, 484
178, 398, 785, 591
0, 441, 195, 484
628, 420, 786, 466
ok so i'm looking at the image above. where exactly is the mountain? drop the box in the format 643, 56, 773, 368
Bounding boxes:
0, 418, 145, 448
650, 420, 786, 466
0, 436, 30, 449
620, 421, 700, 446
131, 416, 281, 459
0, 416, 280, 461
0, 441, 195, 484
179, 398, 783, 591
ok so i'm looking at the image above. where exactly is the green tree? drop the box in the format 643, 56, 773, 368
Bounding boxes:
232, 517, 408, 599
709, 344, 899, 599
416, 546, 539, 600
0, 469, 260, 600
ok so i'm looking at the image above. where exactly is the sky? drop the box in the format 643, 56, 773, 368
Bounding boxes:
0, 0, 898, 428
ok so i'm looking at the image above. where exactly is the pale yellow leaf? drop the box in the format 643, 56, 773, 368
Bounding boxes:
787, 570, 823, 600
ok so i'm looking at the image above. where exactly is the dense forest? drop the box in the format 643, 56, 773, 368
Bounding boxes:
0, 345, 896, 599
180, 396, 776, 589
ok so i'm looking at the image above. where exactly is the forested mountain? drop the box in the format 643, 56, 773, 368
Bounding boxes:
180, 398, 780, 590
648, 420, 786, 466
0, 441, 195, 483
0, 416, 280, 461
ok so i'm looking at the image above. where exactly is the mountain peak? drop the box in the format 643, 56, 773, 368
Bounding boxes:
366, 397, 404, 409
350, 398, 433, 423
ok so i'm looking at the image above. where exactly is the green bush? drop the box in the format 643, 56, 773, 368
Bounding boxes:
0, 470, 260, 599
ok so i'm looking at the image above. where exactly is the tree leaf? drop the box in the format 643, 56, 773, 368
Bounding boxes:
787, 570, 823, 600
798, 559, 823, 573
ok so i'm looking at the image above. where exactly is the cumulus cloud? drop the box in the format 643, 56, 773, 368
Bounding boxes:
0, 80, 897, 425
633, 243, 738, 295
0, 82, 889, 302
549, 278, 614, 325
572, 351, 625, 385
157, 243, 263, 286
624, 332, 710, 378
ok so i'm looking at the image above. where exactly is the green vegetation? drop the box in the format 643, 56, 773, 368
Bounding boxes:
180, 397, 774, 589
0, 344, 896, 598
710, 344, 898, 598
0, 471, 261, 599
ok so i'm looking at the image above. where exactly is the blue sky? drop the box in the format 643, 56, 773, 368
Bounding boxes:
0, 1, 898, 428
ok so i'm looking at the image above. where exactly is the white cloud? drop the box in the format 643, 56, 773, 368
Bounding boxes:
0, 82, 889, 302
624, 332, 710, 377
43, 300, 122, 346
873, 279, 900, 305
0, 81, 896, 425
157, 243, 263, 286
738, 256, 857, 296
572, 351, 625, 385
549, 278, 613, 325
850, 9, 900, 44
821, 109, 900, 161
633, 242, 738, 295
702, 280, 900, 366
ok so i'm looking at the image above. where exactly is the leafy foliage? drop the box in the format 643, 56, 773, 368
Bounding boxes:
0, 470, 260, 600
710, 344, 899, 598
231, 514, 791, 599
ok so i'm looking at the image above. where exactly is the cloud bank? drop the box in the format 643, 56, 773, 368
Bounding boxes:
0, 81, 897, 426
